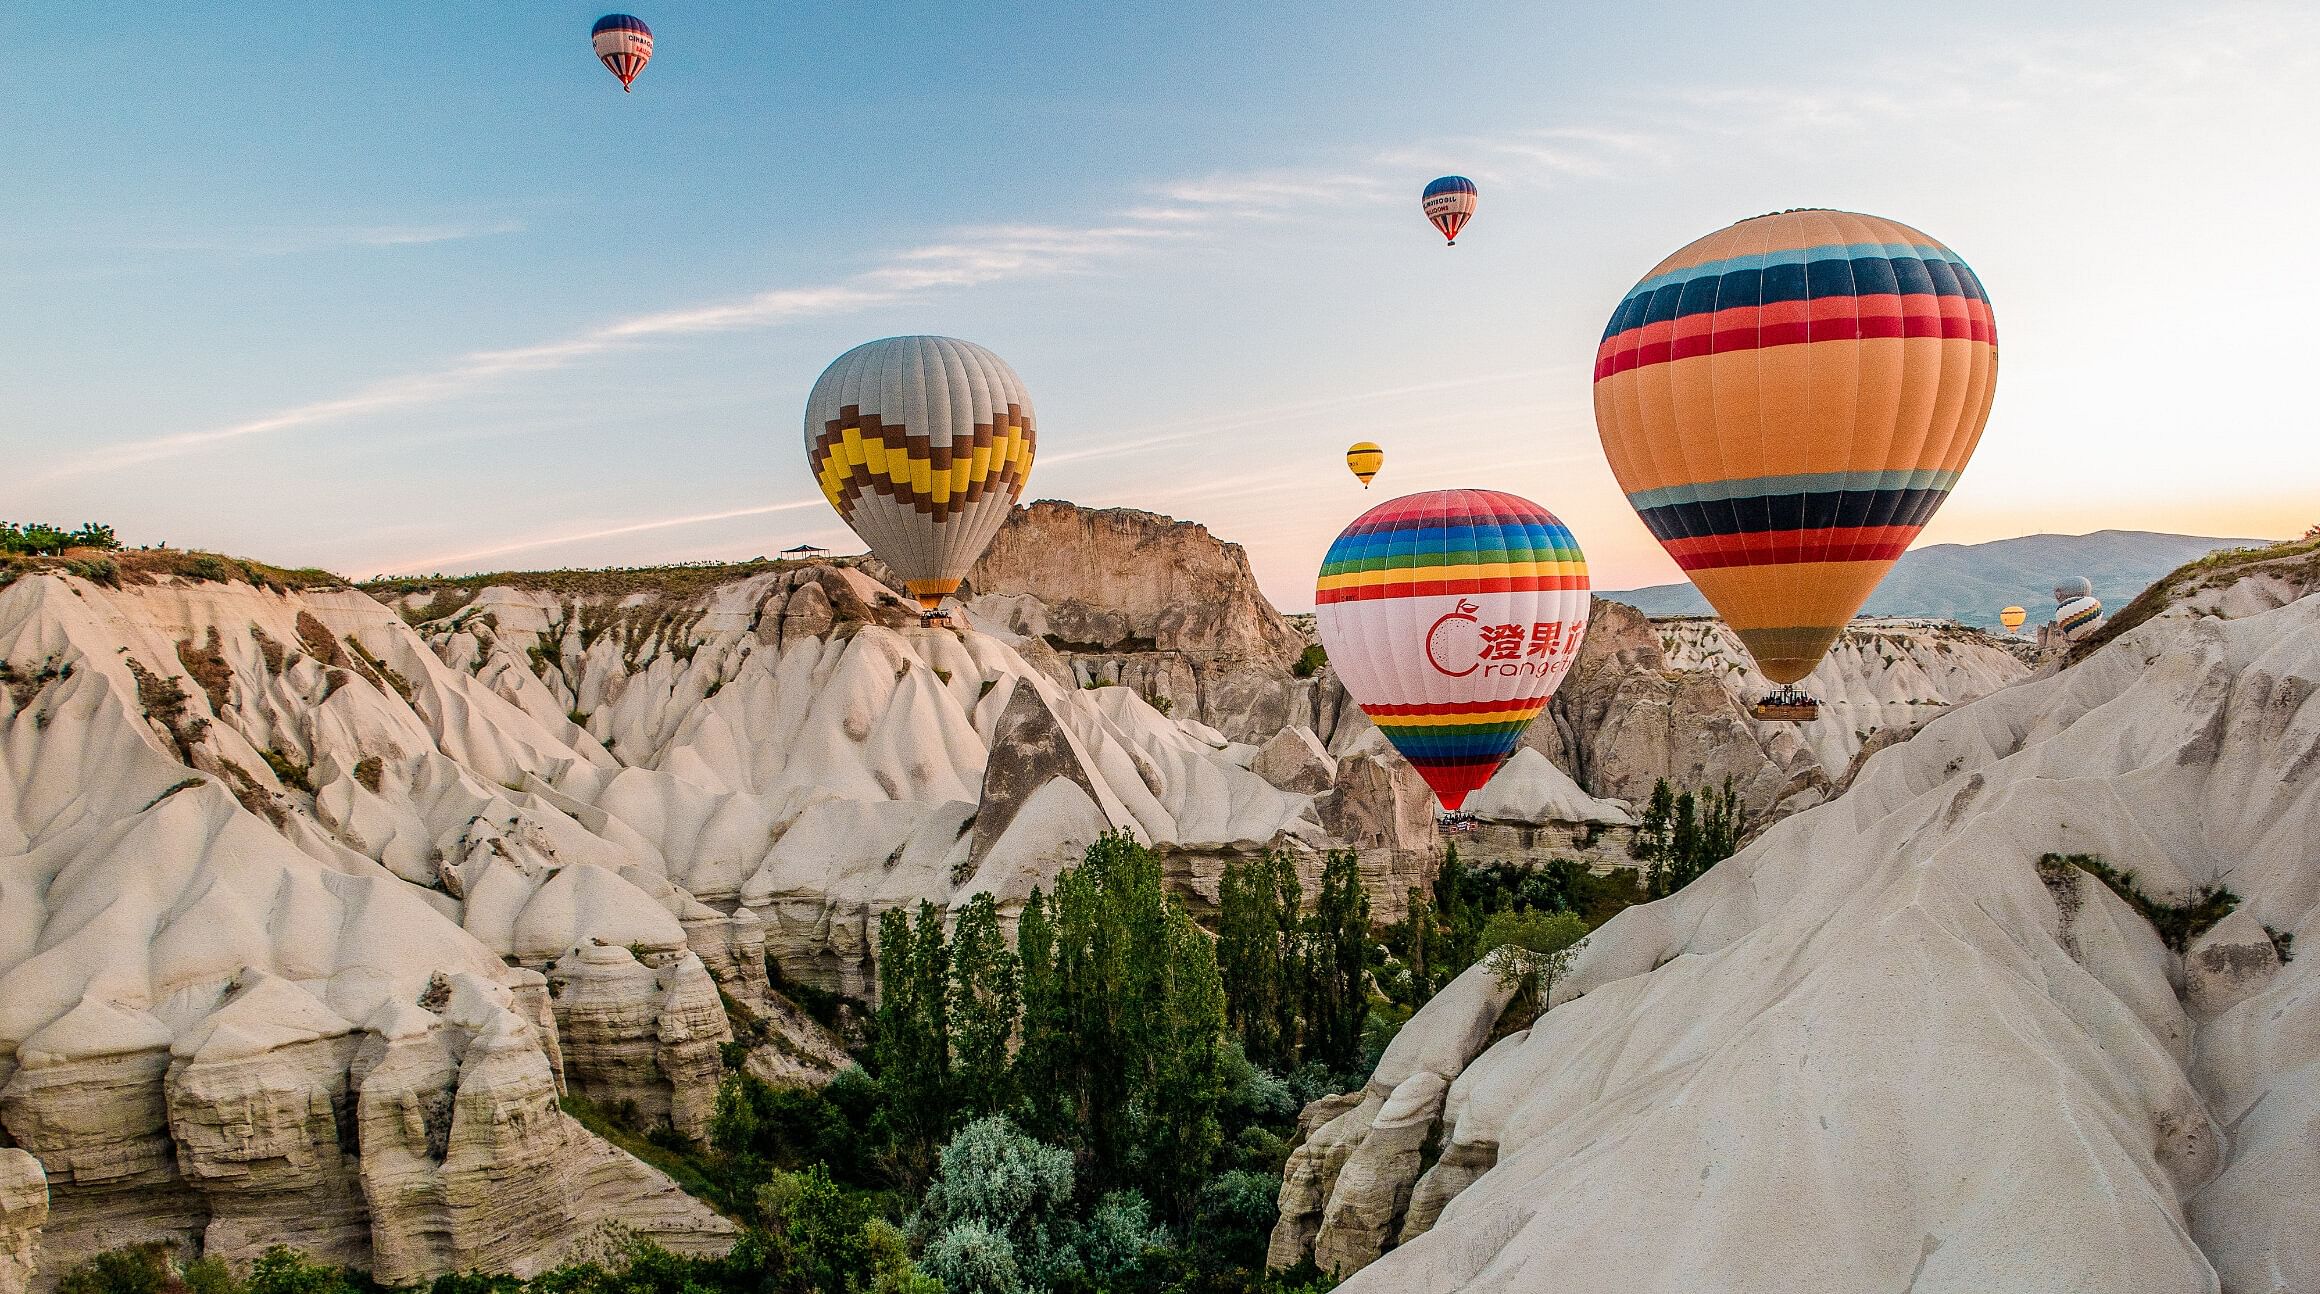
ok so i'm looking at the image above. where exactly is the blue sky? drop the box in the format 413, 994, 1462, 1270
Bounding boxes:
8, 2, 2316, 607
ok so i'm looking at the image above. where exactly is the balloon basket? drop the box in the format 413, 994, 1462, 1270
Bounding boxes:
1750, 687, 1820, 722
1436, 811, 1477, 836
919, 609, 954, 628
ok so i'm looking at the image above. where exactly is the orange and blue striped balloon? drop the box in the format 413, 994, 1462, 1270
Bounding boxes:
1592, 209, 1998, 684
1315, 490, 1590, 811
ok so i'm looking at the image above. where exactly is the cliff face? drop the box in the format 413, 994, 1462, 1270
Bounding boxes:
1271, 550, 2320, 1291
962, 502, 1310, 742
966, 501, 1304, 663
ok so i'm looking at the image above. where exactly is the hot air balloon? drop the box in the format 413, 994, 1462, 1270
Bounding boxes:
592, 14, 653, 91
1345, 442, 1384, 489
805, 336, 1035, 618
1315, 490, 1590, 821
2056, 596, 2103, 642
1422, 177, 1478, 246
1999, 605, 2028, 634
2053, 575, 2093, 604
1592, 209, 1997, 720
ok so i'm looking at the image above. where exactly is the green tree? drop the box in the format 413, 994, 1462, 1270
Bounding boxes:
1630, 778, 1743, 898
914, 1115, 1076, 1290
1217, 852, 1300, 1068
1194, 1169, 1284, 1270
1012, 886, 1071, 1143
1632, 779, 1677, 894
1302, 851, 1371, 1075
872, 900, 953, 1185
1014, 832, 1231, 1223
948, 891, 1021, 1121
762, 1165, 875, 1294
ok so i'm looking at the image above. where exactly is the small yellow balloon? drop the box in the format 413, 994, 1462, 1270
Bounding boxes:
1999, 605, 2027, 633
1345, 441, 1384, 489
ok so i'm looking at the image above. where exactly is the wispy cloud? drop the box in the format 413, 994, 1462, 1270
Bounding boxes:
380, 498, 827, 575
32, 220, 1192, 486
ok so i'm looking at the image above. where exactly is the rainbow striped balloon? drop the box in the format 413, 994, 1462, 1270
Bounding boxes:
1315, 490, 1590, 812
1593, 209, 1998, 684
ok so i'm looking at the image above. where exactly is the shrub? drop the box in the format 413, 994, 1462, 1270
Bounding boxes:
1480, 909, 1590, 1014
1291, 644, 1327, 678
1069, 1189, 1172, 1288
59, 1245, 170, 1294
246, 1248, 360, 1294
1195, 1170, 1282, 1266
2037, 853, 2239, 952
922, 1219, 1023, 1294
912, 1115, 1075, 1278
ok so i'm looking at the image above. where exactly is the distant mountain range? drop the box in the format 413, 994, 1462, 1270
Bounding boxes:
1604, 530, 2271, 628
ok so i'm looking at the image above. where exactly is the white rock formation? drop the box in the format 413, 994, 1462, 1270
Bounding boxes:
1291, 568, 2320, 1291
0, 571, 738, 1283
1461, 749, 1633, 829
0, 525, 1485, 1280
1653, 616, 2030, 778
1270, 962, 1519, 1275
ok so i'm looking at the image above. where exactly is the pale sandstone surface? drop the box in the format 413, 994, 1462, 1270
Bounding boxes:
0, 1150, 44, 1294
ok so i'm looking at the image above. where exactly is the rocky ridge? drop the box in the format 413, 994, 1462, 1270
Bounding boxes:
1651, 615, 2031, 778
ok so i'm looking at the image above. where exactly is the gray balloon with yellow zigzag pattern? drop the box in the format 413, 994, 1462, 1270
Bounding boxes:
804, 336, 1036, 611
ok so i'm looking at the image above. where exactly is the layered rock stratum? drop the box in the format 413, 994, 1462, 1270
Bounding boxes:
1271, 540, 2320, 1292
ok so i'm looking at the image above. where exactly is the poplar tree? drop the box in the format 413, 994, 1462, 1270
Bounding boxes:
872, 901, 953, 1185
1303, 851, 1371, 1075
946, 891, 1020, 1122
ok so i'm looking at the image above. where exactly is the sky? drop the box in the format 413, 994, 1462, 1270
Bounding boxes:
7, 2, 2317, 610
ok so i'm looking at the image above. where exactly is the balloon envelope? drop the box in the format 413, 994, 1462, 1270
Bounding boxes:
592, 14, 653, 90
2056, 596, 2103, 641
1999, 605, 2028, 632
1345, 441, 1384, 488
1315, 490, 1589, 811
1592, 209, 1998, 684
2053, 575, 2093, 604
1422, 176, 1477, 245
804, 336, 1035, 610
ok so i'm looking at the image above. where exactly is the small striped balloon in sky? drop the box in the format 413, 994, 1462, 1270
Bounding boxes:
1422, 176, 1478, 246
592, 14, 653, 91
1315, 490, 1589, 812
